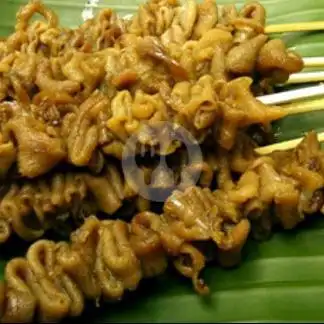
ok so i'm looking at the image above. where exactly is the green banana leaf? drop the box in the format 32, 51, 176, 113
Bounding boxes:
1, 0, 324, 322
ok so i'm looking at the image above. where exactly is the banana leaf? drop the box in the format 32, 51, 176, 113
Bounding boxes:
1, 0, 324, 322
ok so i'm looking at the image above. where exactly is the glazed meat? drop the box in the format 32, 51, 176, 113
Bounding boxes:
0, 0, 316, 323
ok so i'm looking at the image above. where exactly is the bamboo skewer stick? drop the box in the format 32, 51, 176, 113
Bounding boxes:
282, 97, 324, 115
286, 71, 324, 85
255, 132, 324, 155
302, 57, 324, 68
257, 83, 324, 105
265, 21, 324, 34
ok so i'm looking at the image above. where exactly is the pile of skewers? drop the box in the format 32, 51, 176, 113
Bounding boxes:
0, 0, 324, 322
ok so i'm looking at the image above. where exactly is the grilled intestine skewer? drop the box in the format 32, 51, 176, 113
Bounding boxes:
0, 0, 321, 246
0, 79, 322, 181
1, 0, 318, 181
0, 84, 321, 244
0, 140, 239, 244
0, 160, 147, 244
0, 76, 287, 178
2, 109, 322, 247
1, 130, 324, 322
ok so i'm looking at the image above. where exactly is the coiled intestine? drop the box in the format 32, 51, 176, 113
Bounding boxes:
0, 161, 142, 244
0, 69, 277, 179
0, 0, 311, 320
1, 130, 324, 322
0, 128, 258, 246
129, 0, 302, 79
0, 0, 304, 180
12, 0, 126, 55
0, 183, 251, 322
3, 126, 320, 249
